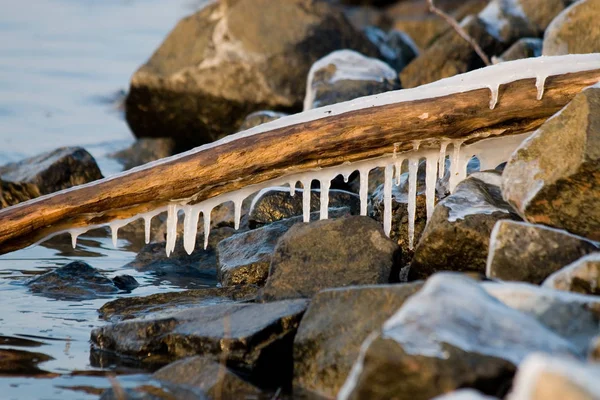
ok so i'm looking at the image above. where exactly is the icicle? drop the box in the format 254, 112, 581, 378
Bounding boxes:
488, 84, 499, 109
535, 74, 547, 100
234, 200, 243, 230
165, 204, 178, 257
302, 178, 312, 222
394, 158, 404, 186
110, 222, 120, 249
407, 157, 418, 250
448, 142, 464, 193
383, 164, 394, 237
319, 178, 331, 220
359, 167, 369, 216
203, 207, 213, 250
438, 141, 448, 179
425, 152, 438, 221
288, 180, 296, 196
69, 228, 86, 249
143, 215, 152, 244
183, 205, 201, 255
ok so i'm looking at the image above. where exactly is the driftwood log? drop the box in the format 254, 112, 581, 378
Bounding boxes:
1, 67, 600, 255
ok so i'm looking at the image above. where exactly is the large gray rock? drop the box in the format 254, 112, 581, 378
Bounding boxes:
502, 86, 600, 241
543, 0, 600, 56
293, 283, 423, 398
0, 147, 102, 195
338, 274, 578, 400
486, 220, 599, 284
126, 0, 379, 149
91, 299, 309, 387
543, 253, 600, 295
409, 172, 521, 280
259, 216, 399, 301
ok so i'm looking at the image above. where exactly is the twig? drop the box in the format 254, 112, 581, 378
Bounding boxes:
427, 0, 491, 66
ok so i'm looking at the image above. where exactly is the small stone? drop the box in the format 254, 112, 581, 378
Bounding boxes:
486, 220, 599, 284
543, 0, 600, 56
111, 275, 139, 291
110, 138, 177, 171
363, 27, 419, 72
496, 38, 543, 62
543, 253, 600, 295
259, 216, 399, 301
237, 110, 287, 132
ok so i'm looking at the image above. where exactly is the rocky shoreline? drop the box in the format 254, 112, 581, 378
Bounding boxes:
2, 0, 600, 399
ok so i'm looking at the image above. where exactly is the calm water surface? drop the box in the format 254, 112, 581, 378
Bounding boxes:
0, 1, 210, 398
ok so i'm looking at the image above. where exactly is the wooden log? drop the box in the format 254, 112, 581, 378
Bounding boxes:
1, 59, 600, 254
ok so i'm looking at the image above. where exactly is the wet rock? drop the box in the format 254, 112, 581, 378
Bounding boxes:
433, 390, 498, 400
0, 147, 102, 195
303, 49, 398, 110
496, 38, 543, 62
0, 349, 55, 377
27, 261, 130, 300
98, 286, 258, 322
110, 138, 177, 170
543, 253, 600, 295
543, 0, 600, 56
237, 110, 287, 132
91, 299, 309, 387
248, 187, 359, 228
486, 220, 599, 284
363, 27, 419, 72
0, 179, 40, 208
126, 0, 379, 150
101, 384, 207, 400
409, 172, 521, 280
126, 227, 237, 288
338, 273, 578, 400
507, 354, 600, 400
293, 283, 423, 398
259, 216, 399, 301
502, 86, 600, 241
153, 356, 261, 399
112, 275, 139, 291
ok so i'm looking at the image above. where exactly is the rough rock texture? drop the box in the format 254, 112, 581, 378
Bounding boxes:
110, 138, 177, 170
486, 220, 599, 284
502, 86, 600, 241
0, 179, 40, 208
543, 0, 600, 56
259, 216, 399, 301
98, 286, 258, 322
0, 147, 102, 195
237, 110, 287, 132
363, 27, 419, 72
543, 253, 600, 295
409, 172, 521, 280
338, 274, 578, 400
27, 261, 134, 300
153, 356, 261, 399
91, 300, 308, 387
248, 187, 359, 228
126, 0, 379, 149
304, 49, 398, 110
293, 283, 423, 398
508, 354, 600, 400
497, 38, 543, 62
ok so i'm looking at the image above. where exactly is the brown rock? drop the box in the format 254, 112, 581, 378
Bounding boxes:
0, 179, 40, 208
543, 253, 600, 295
543, 0, 600, 56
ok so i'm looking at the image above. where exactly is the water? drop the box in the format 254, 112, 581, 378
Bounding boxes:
0, 1, 211, 398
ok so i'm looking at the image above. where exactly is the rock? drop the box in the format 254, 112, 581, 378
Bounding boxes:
332, 0, 399, 6
110, 138, 177, 170
0, 147, 103, 195
98, 285, 258, 323
588, 336, 600, 360
0, 348, 55, 377
500, 0, 566, 35
91, 299, 309, 387
27, 261, 131, 300
112, 275, 139, 291
126, 0, 379, 150
486, 220, 599, 284
433, 389, 498, 400
237, 110, 287, 131
126, 227, 237, 288
543, 0, 600, 56
363, 27, 419, 72
483, 281, 600, 354
409, 172, 521, 280
502, 85, 600, 241
0, 179, 40, 208
259, 216, 399, 301
293, 283, 423, 398
303, 49, 399, 110
153, 356, 261, 399
101, 384, 207, 400
342, 5, 391, 31
543, 253, 600, 295
496, 38, 543, 62
507, 354, 600, 400
248, 187, 360, 228
338, 273, 578, 400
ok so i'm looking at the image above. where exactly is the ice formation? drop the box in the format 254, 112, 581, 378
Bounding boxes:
55, 54, 600, 254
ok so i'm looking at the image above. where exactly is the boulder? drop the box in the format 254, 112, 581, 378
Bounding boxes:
237, 110, 287, 132
543, 0, 600, 56
502, 86, 600, 241
293, 283, 423, 398
363, 27, 419, 72
337, 273, 578, 400
110, 138, 177, 171
303, 49, 398, 110
91, 299, 308, 387
543, 253, 600, 295
496, 38, 543, 62
0, 179, 40, 208
409, 172, 521, 280
486, 220, 599, 284
126, 0, 379, 150
259, 216, 399, 301
0, 147, 102, 195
